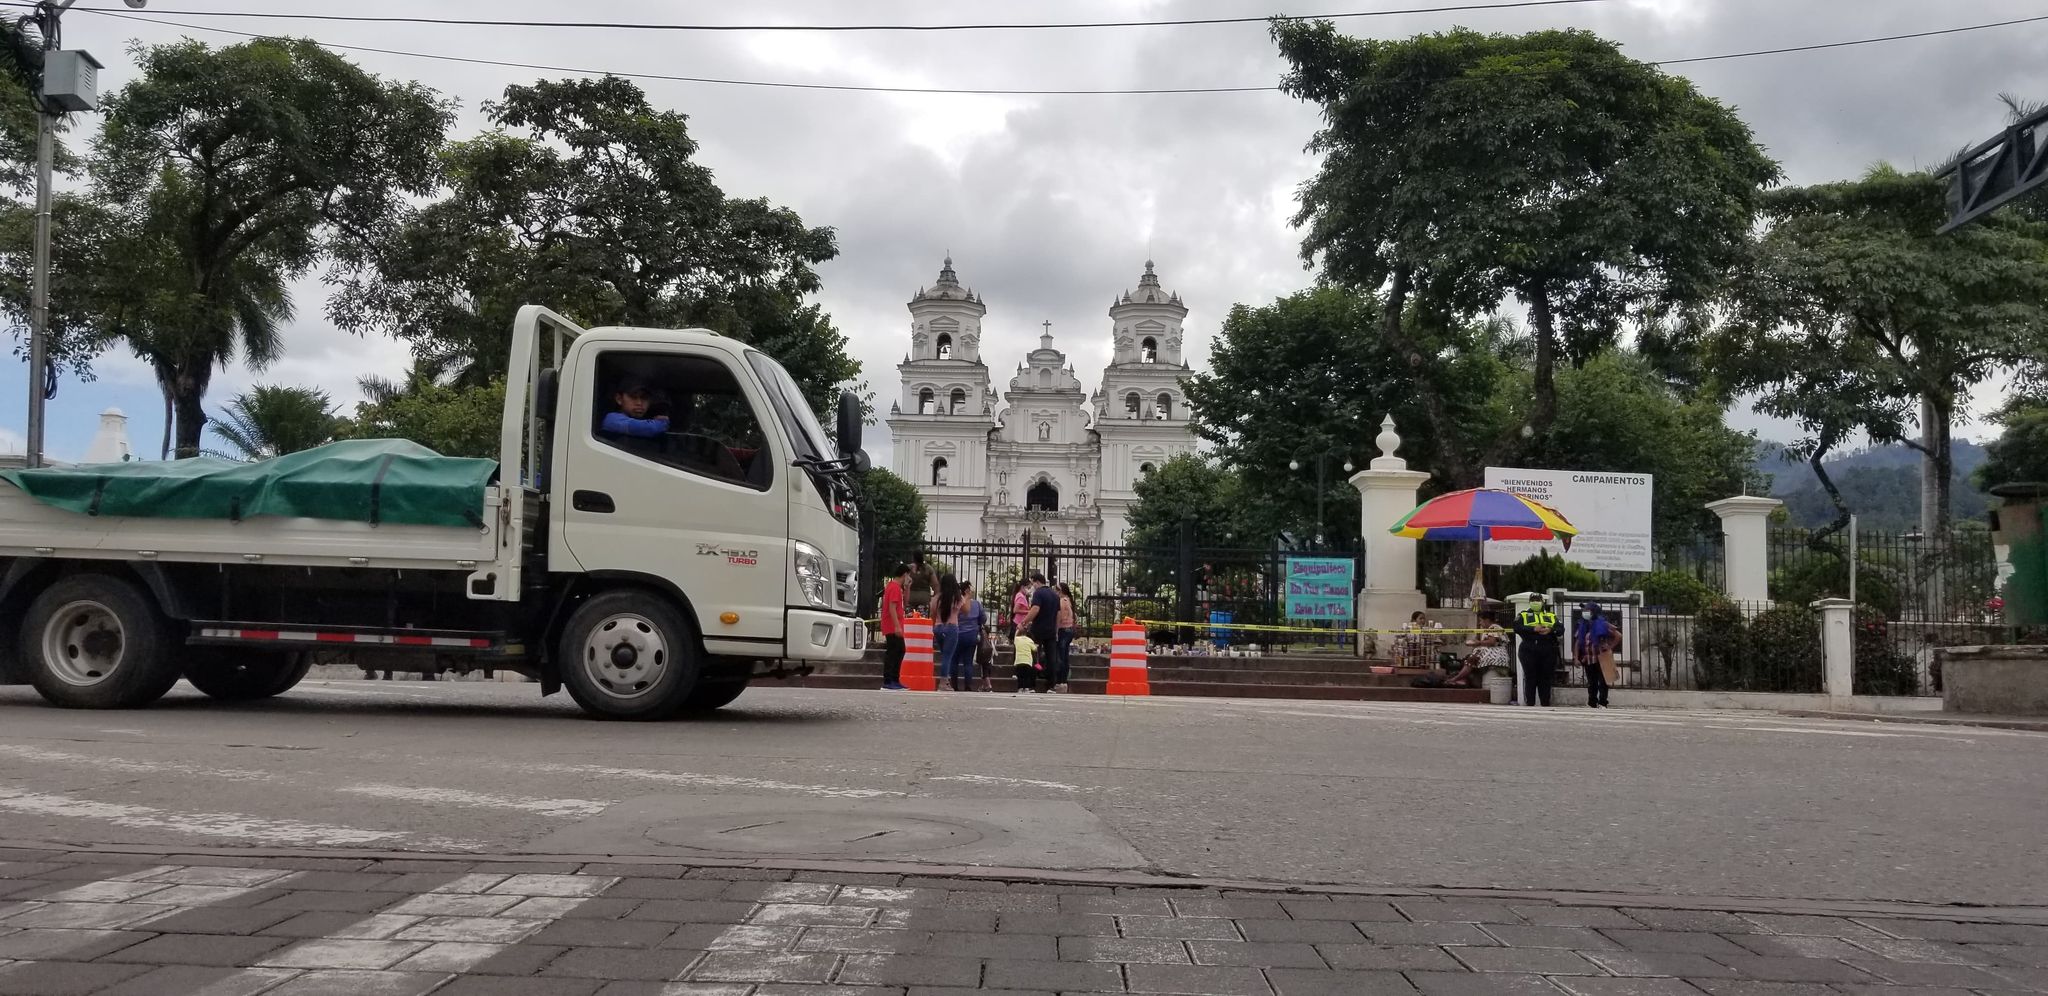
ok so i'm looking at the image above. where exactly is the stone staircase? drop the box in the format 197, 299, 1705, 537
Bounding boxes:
764, 649, 1489, 704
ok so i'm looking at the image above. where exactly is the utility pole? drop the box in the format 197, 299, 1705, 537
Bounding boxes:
16, 0, 117, 467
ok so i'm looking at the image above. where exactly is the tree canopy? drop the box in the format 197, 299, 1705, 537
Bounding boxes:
1709, 165, 2048, 533
67, 38, 449, 458
209, 385, 339, 461
1272, 21, 1779, 457
1184, 286, 1513, 544
857, 467, 929, 553
1976, 401, 2048, 492
330, 75, 859, 419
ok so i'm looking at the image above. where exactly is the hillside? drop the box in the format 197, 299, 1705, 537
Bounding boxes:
1754, 441, 1991, 530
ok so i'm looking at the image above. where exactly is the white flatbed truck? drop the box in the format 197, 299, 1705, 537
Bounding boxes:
0, 306, 870, 719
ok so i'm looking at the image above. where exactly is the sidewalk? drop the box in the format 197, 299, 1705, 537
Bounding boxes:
2, 845, 2045, 995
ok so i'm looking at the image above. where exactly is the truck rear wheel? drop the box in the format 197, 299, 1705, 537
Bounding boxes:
681, 679, 748, 713
559, 590, 701, 720
21, 574, 181, 709
183, 649, 313, 701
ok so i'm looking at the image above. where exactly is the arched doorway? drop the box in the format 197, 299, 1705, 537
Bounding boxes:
1026, 481, 1059, 512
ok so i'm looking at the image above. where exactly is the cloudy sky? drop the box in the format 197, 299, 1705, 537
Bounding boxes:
3, 0, 2043, 462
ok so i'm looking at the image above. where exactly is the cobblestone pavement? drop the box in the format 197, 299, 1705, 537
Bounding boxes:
1, 848, 2045, 995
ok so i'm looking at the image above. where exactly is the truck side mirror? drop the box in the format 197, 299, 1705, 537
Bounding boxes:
836, 389, 862, 459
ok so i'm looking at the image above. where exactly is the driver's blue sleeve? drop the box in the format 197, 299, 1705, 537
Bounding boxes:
601, 412, 668, 438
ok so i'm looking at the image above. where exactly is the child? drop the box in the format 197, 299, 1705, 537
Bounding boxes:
1011, 631, 1042, 695
600, 381, 669, 439
976, 625, 996, 692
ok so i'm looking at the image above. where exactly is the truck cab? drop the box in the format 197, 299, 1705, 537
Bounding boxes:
545, 323, 866, 665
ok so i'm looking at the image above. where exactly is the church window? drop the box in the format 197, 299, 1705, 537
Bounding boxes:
949, 388, 966, 414
1037, 368, 1051, 389
1124, 392, 1140, 419
1141, 337, 1158, 363
1139, 462, 1156, 476
1155, 392, 1172, 420
936, 333, 952, 360
918, 388, 934, 415
1027, 480, 1059, 512
931, 457, 949, 486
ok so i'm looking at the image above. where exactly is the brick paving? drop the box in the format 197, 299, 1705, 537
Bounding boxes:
0, 850, 2043, 994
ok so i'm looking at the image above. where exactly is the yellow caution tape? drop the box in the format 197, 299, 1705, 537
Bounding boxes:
1125, 618, 1503, 637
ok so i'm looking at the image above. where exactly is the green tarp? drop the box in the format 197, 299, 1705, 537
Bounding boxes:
0, 439, 497, 529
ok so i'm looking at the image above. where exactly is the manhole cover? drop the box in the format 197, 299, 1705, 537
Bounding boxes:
645, 811, 986, 856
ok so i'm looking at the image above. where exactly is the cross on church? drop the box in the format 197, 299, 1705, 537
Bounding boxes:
1042, 320, 1052, 335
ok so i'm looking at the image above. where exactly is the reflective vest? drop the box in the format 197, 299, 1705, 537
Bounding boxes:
1518, 607, 1557, 628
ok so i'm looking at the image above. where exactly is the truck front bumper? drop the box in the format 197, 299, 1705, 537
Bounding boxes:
785, 610, 867, 662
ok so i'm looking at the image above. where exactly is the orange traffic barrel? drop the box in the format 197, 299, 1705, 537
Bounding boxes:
901, 612, 937, 692
1106, 618, 1151, 696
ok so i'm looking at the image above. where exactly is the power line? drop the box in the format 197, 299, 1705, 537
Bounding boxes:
56, 6, 2048, 98
59, 0, 1621, 33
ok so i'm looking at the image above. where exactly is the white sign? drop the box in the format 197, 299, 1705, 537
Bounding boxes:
1482, 467, 1653, 573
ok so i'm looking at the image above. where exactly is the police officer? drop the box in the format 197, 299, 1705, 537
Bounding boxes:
1513, 596, 1562, 707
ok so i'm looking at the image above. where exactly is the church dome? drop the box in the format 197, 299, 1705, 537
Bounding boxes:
1117, 260, 1183, 307
911, 256, 981, 304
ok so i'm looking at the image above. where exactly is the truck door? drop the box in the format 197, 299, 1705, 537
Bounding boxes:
558, 346, 788, 654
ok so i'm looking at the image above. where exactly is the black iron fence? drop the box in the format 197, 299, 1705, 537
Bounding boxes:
878, 531, 1363, 653
1633, 599, 1823, 693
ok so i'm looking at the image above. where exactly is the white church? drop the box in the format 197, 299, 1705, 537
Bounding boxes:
887, 257, 1199, 544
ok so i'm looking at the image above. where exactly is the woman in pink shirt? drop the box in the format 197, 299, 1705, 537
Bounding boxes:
1009, 582, 1029, 642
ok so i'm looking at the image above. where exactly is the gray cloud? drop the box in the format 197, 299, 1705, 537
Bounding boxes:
51, 0, 2048, 453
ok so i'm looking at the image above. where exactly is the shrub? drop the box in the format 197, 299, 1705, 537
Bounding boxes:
1639, 569, 1716, 615
1691, 600, 1750, 691
1769, 550, 1902, 618
1852, 606, 1920, 696
1746, 603, 1823, 692
1118, 600, 1174, 643
1501, 551, 1600, 599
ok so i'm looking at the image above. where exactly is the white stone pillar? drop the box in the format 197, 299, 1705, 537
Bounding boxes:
1706, 495, 1782, 604
1351, 415, 1430, 638
1813, 597, 1855, 704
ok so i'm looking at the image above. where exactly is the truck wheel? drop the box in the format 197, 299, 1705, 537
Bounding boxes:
559, 591, 701, 720
21, 575, 181, 709
681, 679, 748, 713
183, 650, 313, 701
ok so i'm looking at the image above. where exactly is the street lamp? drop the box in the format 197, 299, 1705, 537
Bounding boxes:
16, 0, 132, 467
1289, 451, 1355, 551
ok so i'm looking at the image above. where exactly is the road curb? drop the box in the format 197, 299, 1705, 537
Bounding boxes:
7, 837, 2046, 925
1778, 709, 2048, 732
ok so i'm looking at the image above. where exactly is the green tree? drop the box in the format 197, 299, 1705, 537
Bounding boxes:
1124, 454, 1258, 551
341, 379, 504, 458
1545, 352, 1761, 550
1975, 401, 2048, 490
76, 38, 450, 458
855, 466, 928, 552
1717, 166, 2048, 534
209, 384, 338, 460
330, 76, 859, 419
1271, 22, 1779, 475
1183, 286, 1514, 544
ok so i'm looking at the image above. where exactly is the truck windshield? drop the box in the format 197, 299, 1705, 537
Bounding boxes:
745, 351, 835, 463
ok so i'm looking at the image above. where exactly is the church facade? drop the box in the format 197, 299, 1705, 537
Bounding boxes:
887, 258, 1199, 544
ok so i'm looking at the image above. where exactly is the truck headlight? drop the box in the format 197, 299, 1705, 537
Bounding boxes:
793, 542, 831, 609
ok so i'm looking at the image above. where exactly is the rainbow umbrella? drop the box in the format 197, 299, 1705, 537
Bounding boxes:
1390, 488, 1578, 546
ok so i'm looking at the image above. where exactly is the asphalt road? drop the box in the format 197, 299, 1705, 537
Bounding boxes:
0, 678, 2042, 908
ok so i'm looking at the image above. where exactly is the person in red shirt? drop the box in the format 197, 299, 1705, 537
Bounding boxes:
879, 564, 911, 690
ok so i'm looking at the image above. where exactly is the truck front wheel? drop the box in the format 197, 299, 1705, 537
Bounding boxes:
21, 574, 181, 709
183, 650, 313, 701
559, 590, 702, 720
